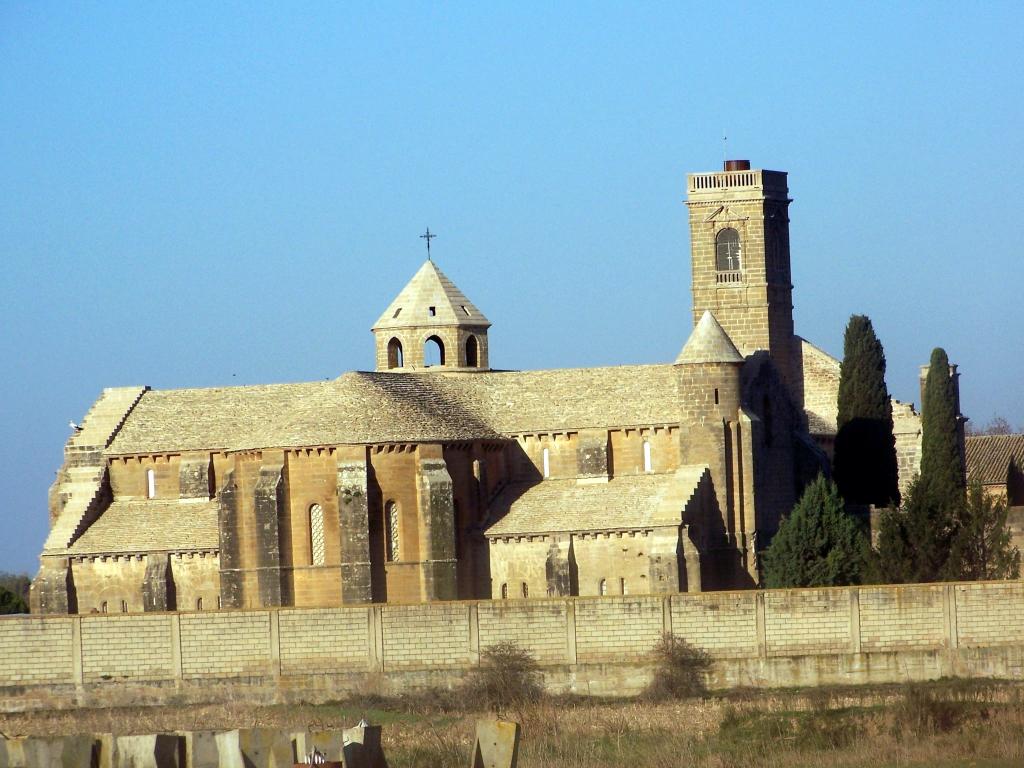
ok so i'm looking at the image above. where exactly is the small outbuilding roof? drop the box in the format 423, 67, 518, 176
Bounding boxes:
966, 434, 1024, 485
67, 499, 220, 556
485, 465, 709, 536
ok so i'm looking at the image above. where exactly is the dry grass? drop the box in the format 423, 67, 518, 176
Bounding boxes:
1, 680, 1023, 767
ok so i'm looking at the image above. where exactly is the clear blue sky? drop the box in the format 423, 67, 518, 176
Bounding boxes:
2, 2, 1022, 574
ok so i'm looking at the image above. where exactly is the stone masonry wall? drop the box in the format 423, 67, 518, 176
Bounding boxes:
3, 581, 1024, 710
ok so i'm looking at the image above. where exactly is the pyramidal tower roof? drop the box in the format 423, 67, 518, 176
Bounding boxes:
675, 310, 744, 364
373, 260, 491, 331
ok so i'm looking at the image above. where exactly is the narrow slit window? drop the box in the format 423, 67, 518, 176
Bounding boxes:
310, 504, 325, 566
643, 440, 652, 473
620, 578, 627, 595
428, 306, 436, 317
501, 583, 508, 599
196, 597, 203, 611
392, 307, 402, 318
542, 447, 550, 478
521, 582, 529, 598
121, 600, 128, 613
714, 388, 720, 405
599, 578, 608, 596
146, 468, 156, 499
101, 601, 108, 614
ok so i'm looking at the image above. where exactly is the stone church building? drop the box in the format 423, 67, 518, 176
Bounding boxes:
31, 161, 941, 614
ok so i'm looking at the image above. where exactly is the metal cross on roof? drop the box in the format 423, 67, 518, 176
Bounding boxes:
420, 227, 437, 260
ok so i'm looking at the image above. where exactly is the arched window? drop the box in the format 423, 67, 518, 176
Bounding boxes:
643, 440, 652, 473
715, 228, 742, 271
120, 600, 128, 613
500, 583, 508, 599
466, 335, 479, 368
196, 597, 203, 611
101, 601, 108, 614
521, 582, 529, 598
599, 578, 608, 596
387, 338, 404, 369
309, 504, 325, 566
385, 501, 400, 562
542, 447, 550, 478
146, 468, 156, 499
424, 335, 445, 366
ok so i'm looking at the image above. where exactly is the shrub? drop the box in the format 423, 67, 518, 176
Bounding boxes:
643, 633, 711, 700
463, 641, 544, 711
896, 685, 965, 736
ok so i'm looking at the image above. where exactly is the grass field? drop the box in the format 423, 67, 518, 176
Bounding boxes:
0, 679, 1022, 766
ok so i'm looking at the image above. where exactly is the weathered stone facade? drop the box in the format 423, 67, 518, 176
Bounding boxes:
30, 160, 943, 615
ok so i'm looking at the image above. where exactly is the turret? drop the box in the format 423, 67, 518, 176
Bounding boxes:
372, 260, 491, 371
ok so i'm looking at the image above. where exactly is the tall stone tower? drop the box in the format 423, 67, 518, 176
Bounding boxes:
686, 160, 795, 390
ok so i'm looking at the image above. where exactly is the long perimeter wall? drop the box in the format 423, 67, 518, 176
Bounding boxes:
3, 581, 1024, 711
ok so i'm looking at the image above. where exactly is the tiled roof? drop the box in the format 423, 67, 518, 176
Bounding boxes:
67, 499, 219, 555
675, 311, 743, 364
373, 260, 490, 330
966, 434, 1024, 485
485, 465, 709, 536
106, 365, 683, 455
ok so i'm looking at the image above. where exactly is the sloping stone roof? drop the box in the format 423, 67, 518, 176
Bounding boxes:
966, 434, 1024, 485
373, 260, 490, 331
67, 500, 219, 555
106, 365, 682, 455
675, 311, 743, 364
485, 465, 709, 536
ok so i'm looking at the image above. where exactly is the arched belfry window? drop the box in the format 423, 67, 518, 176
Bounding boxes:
715, 228, 742, 272
385, 501, 400, 562
424, 335, 445, 367
466, 335, 479, 368
146, 468, 156, 499
309, 504, 325, 566
387, 338, 403, 369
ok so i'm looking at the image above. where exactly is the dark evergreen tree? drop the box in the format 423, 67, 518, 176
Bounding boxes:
762, 475, 869, 588
873, 507, 915, 584
918, 347, 965, 502
833, 315, 899, 507
947, 480, 1021, 581
878, 348, 966, 583
0, 586, 27, 615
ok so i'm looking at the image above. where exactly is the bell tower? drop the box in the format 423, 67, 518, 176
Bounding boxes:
685, 160, 796, 390
372, 260, 491, 372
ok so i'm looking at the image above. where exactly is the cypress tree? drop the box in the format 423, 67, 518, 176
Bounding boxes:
918, 347, 965, 502
879, 348, 966, 583
833, 315, 899, 507
762, 475, 869, 588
